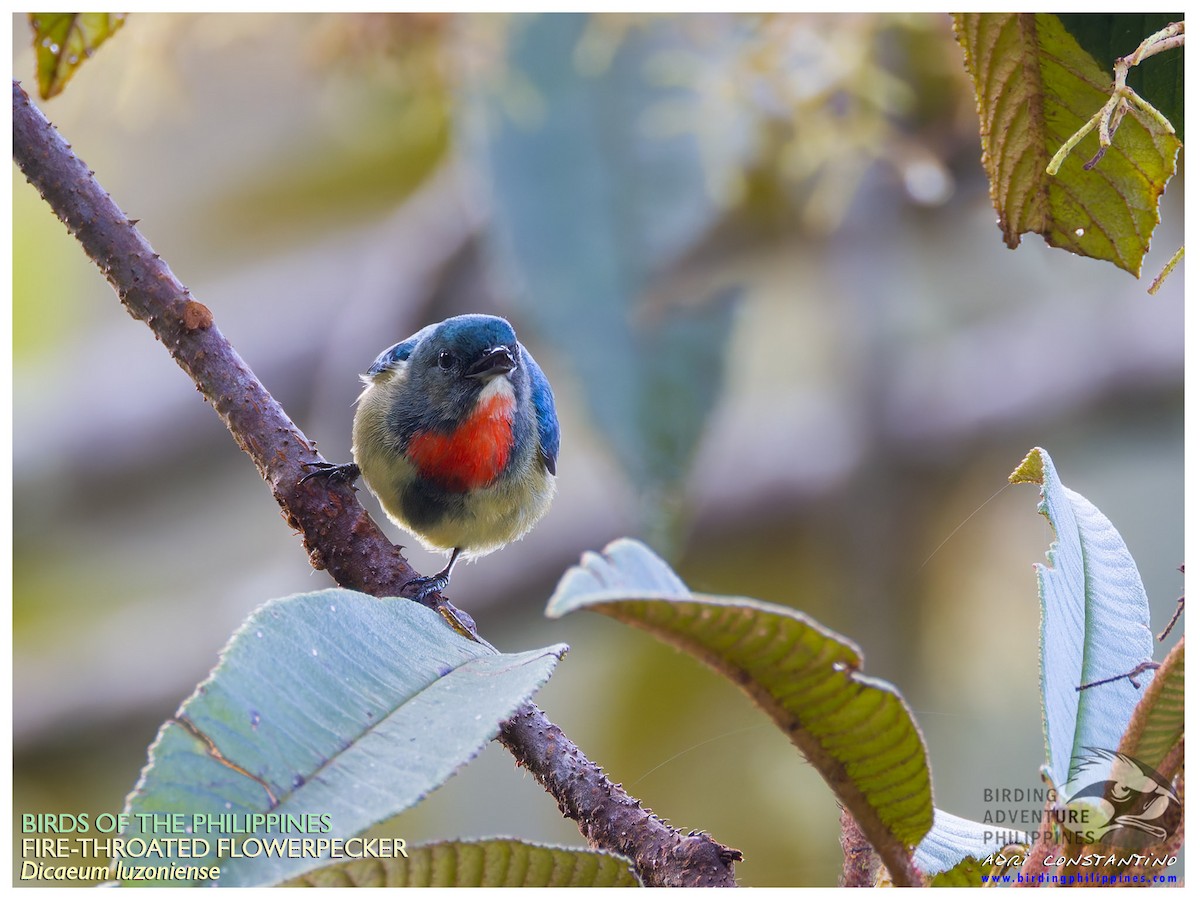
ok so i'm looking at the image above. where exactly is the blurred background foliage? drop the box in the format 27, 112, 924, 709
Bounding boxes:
12, 13, 1183, 887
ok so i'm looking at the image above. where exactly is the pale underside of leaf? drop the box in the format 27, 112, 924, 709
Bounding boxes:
914, 807, 1020, 885
119, 590, 564, 886
1009, 448, 1153, 793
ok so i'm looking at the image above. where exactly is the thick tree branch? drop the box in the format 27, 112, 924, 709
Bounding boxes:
13, 79, 740, 888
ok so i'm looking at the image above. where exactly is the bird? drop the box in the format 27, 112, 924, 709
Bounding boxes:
303, 314, 559, 602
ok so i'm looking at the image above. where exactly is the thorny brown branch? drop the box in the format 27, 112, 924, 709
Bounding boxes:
12, 78, 741, 887
838, 806, 881, 886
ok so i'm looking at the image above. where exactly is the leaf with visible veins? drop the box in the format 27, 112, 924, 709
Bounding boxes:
547, 538, 932, 885
953, 13, 1180, 277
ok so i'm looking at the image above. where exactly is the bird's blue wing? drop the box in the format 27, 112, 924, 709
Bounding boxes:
365, 323, 436, 377
522, 345, 560, 476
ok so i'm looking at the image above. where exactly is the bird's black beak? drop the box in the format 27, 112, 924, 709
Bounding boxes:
465, 345, 516, 380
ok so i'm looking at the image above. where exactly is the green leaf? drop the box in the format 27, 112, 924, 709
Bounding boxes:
914, 809, 1018, 886
286, 838, 640, 887
546, 538, 932, 873
953, 13, 1181, 277
465, 14, 736, 541
119, 589, 565, 886
1117, 638, 1183, 773
1057, 14, 1184, 141
28, 13, 127, 100
1008, 448, 1154, 797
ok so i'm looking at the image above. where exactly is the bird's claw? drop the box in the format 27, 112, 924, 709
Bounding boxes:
299, 461, 361, 486
403, 573, 450, 605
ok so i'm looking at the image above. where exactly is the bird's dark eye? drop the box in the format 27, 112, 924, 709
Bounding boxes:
437, 350, 455, 370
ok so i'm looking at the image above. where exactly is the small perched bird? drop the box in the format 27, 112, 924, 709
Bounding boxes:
304, 314, 559, 601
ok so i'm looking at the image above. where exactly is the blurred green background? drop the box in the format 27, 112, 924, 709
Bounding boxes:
12, 13, 1184, 887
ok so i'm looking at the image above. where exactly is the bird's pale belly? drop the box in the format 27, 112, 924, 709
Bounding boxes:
397, 462, 556, 557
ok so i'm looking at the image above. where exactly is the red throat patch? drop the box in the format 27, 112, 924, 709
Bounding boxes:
406, 392, 515, 493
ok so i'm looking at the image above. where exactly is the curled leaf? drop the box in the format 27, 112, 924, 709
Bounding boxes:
1009, 448, 1153, 792
547, 538, 932, 883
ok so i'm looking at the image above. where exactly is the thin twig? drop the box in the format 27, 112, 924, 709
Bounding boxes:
1158, 597, 1184, 642
12, 78, 740, 888
1157, 601, 1185, 643
1077, 660, 1159, 692
1148, 247, 1184, 297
